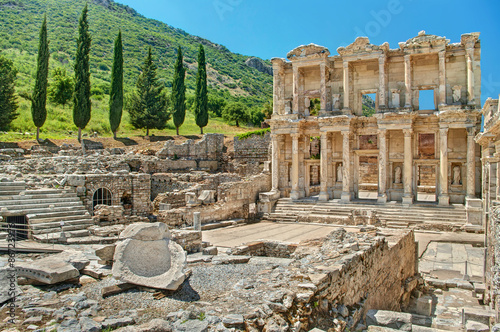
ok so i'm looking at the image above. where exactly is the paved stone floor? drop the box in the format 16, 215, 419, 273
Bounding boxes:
202, 221, 357, 248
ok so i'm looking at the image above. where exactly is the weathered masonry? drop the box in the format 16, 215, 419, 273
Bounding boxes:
268, 31, 481, 206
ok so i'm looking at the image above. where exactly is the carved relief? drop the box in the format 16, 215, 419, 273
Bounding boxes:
391, 89, 400, 108
394, 166, 402, 184
452, 86, 462, 103
332, 93, 341, 110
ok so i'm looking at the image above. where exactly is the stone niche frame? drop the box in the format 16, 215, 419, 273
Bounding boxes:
418, 132, 437, 159
359, 89, 378, 116
450, 162, 465, 204
416, 85, 438, 114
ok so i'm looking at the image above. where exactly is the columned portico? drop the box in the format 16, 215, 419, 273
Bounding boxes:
439, 127, 450, 205
378, 129, 388, 203
271, 134, 280, 192
402, 129, 413, 204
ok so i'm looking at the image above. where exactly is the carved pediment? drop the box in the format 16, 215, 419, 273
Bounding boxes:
287, 44, 330, 60
398, 30, 449, 50
337, 37, 389, 56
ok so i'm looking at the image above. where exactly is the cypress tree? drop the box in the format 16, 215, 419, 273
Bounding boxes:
31, 15, 49, 142
128, 47, 170, 137
172, 46, 185, 136
109, 30, 123, 139
73, 4, 92, 142
194, 45, 208, 134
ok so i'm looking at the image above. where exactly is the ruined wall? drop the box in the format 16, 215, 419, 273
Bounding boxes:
233, 132, 271, 162
157, 173, 271, 226
156, 134, 224, 160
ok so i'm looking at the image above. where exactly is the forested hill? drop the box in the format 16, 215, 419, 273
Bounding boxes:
0, 0, 272, 106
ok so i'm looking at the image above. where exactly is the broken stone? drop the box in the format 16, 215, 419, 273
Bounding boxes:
112, 222, 187, 290
212, 255, 250, 265
202, 246, 218, 255
465, 321, 489, 332
222, 314, 245, 328
16, 258, 80, 285
79, 317, 102, 332
366, 310, 412, 331
95, 244, 116, 262
173, 319, 208, 332
102, 317, 135, 329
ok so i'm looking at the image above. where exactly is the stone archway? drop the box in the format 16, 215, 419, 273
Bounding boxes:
93, 188, 112, 210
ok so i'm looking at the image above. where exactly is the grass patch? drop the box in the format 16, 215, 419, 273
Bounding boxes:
235, 127, 270, 140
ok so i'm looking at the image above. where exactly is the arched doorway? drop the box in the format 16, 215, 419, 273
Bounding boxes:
93, 188, 112, 210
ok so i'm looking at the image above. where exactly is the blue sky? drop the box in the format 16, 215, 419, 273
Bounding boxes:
115, 0, 500, 103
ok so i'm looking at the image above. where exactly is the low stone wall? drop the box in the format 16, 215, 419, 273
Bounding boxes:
233, 132, 270, 162
171, 229, 202, 253
229, 240, 297, 258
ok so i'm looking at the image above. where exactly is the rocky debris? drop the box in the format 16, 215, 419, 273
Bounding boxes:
112, 222, 187, 290
16, 258, 80, 285
95, 244, 116, 263
114, 318, 172, 332
465, 320, 490, 332
89, 224, 126, 237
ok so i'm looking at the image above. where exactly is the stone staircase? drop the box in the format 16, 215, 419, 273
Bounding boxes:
265, 198, 468, 229
0, 180, 94, 242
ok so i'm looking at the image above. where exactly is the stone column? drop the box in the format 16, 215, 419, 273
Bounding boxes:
290, 133, 300, 200
341, 131, 351, 202
438, 51, 446, 105
378, 129, 388, 203
292, 65, 300, 114
193, 212, 201, 231
320, 62, 327, 113
272, 60, 284, 115
404, 55, 412, 108
466, 128, 476, 198
403, 129, 413, 204
466, 48, 475, 105
343, 61, 350, 110
439, 127, 450, 205
319, 132, 329, 201
271, 134, 280, 192
378, 55, 386, 109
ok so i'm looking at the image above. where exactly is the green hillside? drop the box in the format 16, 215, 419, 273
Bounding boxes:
0, 0, 272, 137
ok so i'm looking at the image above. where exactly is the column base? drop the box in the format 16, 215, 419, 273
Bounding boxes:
318, 191, 329, 201
438, 194, 450, 206
341, 192, 351, 203
377, 193, 387, 204
402, 194, 413, 205
290, 190, 300, 201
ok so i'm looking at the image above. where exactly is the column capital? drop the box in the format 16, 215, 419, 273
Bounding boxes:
438, 50, 446, 59
290, 133, 301, 140
378, 55, 386, 64
378, 129, 387, 138
341, 131, 351, 138
403, 129, 413, 137
467, 127, 476, 137
320, 131, 329, 139
439, 127, 449, 135
343, 60, 349, 69
404, 54, 411, 62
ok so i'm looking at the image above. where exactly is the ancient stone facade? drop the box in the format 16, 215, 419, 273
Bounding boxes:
476, 97, 500, 320
233, 132, 271, 163
269, 32, 482, 206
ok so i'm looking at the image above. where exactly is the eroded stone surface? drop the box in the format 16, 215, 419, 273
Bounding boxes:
112, 222, 186, 290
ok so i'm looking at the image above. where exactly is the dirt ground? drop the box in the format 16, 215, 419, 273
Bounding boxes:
0, 135, 236, 154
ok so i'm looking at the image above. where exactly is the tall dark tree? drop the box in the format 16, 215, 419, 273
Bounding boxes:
73, 4, 92, 142
31, 15, 49, 141
0, 52, 18, 130
128, 47, 170, 137
194, 45, 208, 134
171, 46, 185, 136
109, 30, 123, 139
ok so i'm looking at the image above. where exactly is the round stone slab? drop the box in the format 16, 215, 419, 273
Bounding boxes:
112, 238, 187, 290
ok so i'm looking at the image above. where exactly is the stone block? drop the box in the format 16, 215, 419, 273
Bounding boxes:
16, 258, 80, 285
95, 245, 116, 262
415, 296, 433, 316
366, 310, 412, 331
203, 247, 218, 255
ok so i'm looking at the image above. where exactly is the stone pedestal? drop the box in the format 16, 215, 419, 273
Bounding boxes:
193, 212, 201, 231
438, 195, 449, 206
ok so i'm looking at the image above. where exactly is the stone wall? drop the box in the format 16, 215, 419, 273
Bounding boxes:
233, 132, 271, 162
171, 229, 202, 253
229, 240, 297, 258
157, 173, 271, 226
156, 134, 224, 161
66, 172, 151, 217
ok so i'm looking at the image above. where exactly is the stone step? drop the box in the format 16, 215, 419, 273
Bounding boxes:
33, 229, 91, 241
0, 185, 27, 191
27, 209, 90, 221
28, 214, 92, 224
30, 218, 94, 230
0, 190, 27, 196
8, 206, 88, 217
65, 236, 118, 245
0, 197, 82, 206
0, 201, 83, 212
31, 221, 94, 234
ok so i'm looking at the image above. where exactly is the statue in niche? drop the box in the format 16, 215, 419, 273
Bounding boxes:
304, 97, 311, 116
332, 94, 341, 110
337, 164, 343, 183
391, 89, 400, 108
394, 166, 402, 184
453, 166, 461, 185
285, 100, 292, 114
452, 86, 462, 103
